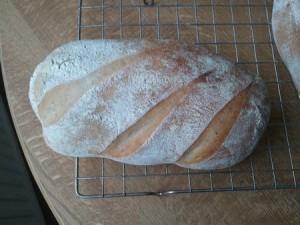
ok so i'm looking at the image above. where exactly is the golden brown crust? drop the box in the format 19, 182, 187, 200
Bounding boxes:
101, 71, 214, 158
38, 42, 175, 127
176, 84, 251, 166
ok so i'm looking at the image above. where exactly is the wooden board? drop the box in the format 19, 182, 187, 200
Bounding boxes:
0, 0, 299, 224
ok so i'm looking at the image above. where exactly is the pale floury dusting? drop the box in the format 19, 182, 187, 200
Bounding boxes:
272, 0, 300, 93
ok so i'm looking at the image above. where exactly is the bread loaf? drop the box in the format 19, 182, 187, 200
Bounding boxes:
29, 39, 270, 170
272, 0, 300, 93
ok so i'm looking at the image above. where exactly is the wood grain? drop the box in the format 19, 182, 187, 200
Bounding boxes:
0, 0, 299, 224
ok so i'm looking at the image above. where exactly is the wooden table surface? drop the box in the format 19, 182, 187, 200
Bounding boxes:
0, 0, 299, 224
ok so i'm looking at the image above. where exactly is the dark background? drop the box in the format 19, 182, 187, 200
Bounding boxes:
0, 64, 58, 225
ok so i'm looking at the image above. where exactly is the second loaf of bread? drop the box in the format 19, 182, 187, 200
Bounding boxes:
29, 39, 270, 170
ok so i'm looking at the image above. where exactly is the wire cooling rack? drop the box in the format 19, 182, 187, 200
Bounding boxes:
75, 0, 299, 198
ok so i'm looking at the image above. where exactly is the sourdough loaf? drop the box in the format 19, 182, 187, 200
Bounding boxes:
29, 39, 270, 170
272, 0, 300, 93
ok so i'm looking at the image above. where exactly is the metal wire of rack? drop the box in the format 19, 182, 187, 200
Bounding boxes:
75, 0, 299, 198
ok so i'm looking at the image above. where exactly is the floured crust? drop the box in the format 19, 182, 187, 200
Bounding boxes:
29, 39, 270, 170
272, 0, 300, 93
